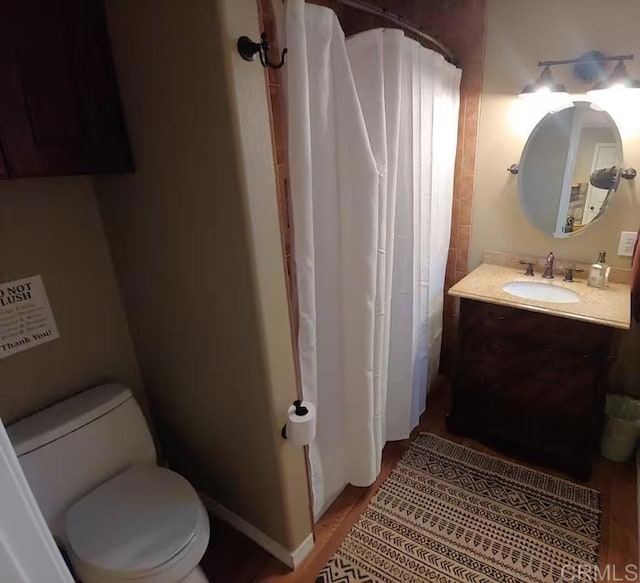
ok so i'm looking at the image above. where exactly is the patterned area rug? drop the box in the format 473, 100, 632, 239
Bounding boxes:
317, 433, 601, 582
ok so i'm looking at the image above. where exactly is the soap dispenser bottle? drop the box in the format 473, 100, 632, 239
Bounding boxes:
587, 251, 611, 289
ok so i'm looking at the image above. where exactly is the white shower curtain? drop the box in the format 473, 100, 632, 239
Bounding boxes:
286, 0, 461, 517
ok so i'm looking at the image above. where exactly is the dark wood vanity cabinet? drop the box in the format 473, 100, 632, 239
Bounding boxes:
0, 0, 132, 178
448, 298, 614, 480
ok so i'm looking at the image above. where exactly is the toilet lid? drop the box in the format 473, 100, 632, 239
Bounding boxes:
66, 466, 203, 576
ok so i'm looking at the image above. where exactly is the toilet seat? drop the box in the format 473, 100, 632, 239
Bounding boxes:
65, 466, 209, 583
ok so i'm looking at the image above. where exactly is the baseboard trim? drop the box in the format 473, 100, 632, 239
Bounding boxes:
201, 495, 314, 569
290, 531, 315, 568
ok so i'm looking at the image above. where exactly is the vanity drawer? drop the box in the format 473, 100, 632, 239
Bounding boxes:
455, 346, 598, 420
459, 300, 518, 334
515, 313, 612, 356
457, 329, 603, 382
460, 298, 613, 356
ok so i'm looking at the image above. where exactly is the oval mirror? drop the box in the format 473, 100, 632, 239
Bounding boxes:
518, 101, 623, 237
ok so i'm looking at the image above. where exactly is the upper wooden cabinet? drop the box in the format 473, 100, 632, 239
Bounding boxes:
0, 0, 133, 178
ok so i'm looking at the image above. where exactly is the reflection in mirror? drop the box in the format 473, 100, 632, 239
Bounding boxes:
518, 101, 623, 238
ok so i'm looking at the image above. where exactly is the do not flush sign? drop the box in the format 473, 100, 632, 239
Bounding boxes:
0, 276, 60, 359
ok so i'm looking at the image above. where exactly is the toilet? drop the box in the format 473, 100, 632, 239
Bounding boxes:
7, 383, 210, 583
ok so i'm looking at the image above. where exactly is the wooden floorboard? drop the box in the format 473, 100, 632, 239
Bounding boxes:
201, 381, 638, 582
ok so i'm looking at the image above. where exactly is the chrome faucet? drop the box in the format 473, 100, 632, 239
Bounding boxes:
542, 251, 555, 279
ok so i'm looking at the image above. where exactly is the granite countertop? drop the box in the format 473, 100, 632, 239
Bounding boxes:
448, 263, 631, 330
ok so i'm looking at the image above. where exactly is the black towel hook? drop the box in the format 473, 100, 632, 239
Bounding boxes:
237, 33, 287, 70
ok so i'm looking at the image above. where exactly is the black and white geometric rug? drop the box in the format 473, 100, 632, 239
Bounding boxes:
317, 433, 601, 582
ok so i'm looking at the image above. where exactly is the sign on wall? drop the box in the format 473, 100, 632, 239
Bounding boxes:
0, 276, 60, 359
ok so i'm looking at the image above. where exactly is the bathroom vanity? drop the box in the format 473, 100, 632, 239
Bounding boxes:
448, 262, 631, 480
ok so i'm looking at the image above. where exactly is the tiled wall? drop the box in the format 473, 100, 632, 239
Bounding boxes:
258, 0, 487, 372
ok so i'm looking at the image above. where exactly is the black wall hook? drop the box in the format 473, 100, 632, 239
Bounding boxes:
237, 33, 287, 70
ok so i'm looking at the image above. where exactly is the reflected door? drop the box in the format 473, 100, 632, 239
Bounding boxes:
583, 143, 618, 224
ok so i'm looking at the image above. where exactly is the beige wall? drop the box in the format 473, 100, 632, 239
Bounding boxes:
96, 0, 311, 553
0, 177, 144, 423
472, 0, 640, 269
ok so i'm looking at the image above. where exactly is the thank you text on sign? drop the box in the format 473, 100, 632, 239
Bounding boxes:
0, 275, 60, 359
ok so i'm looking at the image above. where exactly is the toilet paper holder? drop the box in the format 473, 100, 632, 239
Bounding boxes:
281, 400, 309, 439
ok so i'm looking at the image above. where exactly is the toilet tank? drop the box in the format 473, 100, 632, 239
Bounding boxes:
7, 384, 156, 540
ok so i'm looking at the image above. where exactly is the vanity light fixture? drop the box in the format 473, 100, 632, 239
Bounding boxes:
587, 59, 640, 95
519, 53, 639, 97
518, 65, 568, 98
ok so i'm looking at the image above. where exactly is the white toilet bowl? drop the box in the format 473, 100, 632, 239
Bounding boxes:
65, 466, 209, 583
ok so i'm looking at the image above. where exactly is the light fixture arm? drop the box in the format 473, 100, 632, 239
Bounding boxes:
538, 54, 633, 68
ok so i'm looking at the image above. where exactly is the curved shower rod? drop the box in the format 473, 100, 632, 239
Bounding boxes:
335, 0, 458, 66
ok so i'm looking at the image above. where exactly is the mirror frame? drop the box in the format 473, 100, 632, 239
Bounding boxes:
517, 100, 624, 238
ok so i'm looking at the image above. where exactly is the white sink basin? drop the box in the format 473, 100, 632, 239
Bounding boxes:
502, 281, 580, 304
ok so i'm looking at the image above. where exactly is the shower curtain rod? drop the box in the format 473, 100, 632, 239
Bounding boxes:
335, 0, 458, 65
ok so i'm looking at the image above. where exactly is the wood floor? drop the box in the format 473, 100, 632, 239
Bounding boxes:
200, 381, 638, 582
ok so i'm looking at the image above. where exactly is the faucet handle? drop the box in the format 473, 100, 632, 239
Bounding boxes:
563, 265, 585, 282
519, 260, 535, 276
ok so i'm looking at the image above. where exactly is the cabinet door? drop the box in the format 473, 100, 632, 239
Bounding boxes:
0, 0, 133, 177
451, 300, 612, 478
